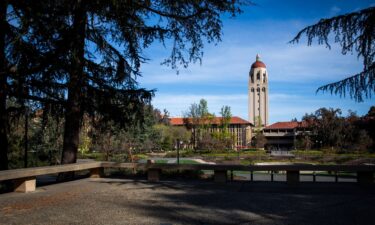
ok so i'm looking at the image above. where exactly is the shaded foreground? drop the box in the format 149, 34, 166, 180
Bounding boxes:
1, 178, 375, 225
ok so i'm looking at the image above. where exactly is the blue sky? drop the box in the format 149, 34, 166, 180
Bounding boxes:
138, 0, 375, 123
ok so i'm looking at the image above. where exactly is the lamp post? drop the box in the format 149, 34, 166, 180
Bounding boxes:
177, 139, 180, 165
315, 140, 322, 149
24, 106, 29, 168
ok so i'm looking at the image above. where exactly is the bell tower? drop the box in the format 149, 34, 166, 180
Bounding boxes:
248, 54, 269, 127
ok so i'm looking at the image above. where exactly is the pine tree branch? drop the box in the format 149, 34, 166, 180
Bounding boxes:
290, 7, 375, 102
135, 2, 211, 20
317, 63, 375, 102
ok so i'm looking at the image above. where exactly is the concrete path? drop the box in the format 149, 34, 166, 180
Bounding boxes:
139, 157, 215, 164
1, 178, 374, 225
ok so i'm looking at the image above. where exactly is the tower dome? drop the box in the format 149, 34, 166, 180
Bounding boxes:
251, 54, 266, 68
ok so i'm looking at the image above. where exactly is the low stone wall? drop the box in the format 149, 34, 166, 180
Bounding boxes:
1, 162, 374, 193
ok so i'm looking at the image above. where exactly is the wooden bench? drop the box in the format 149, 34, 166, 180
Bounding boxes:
0, 162, 102, 192
1, 162, 374, 193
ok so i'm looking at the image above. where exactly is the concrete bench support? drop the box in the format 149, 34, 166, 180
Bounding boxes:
14, 177, 36, 193
148, 169, 161, 182
90, 167, 104, 178
357, 171, 373, 186
286, 170, 299, 186
214, 170, 227, 183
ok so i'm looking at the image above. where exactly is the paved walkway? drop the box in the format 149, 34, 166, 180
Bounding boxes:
1, 178, 374, 225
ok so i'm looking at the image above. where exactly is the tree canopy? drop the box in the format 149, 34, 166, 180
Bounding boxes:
302, 107, 373, 151
0, 1, 245, 169
183, 99, 234, 150
290, 7, 375, 102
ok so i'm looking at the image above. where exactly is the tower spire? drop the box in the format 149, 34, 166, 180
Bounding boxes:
256, 54, 260, 61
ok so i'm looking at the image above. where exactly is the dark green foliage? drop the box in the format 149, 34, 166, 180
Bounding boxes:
153, 124, 191, 151
295, 134, 313, 150
367, 106, 375, 117
85, 104, 190, 162
6, 105, 64, 169
1, 1, 244, 168
290, 7, 375, 102
220, 105, 232, 129
184, 99, 234, 151
302, 107, 374, 152
253, 132, 267, 149
197, 131, 233, 151
354, 106, 375, 151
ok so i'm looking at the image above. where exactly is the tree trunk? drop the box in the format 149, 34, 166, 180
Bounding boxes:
0, 1, 8, 170
61, 0, 86, 164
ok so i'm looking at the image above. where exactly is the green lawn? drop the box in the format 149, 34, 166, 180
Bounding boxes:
201, 150, 267, 157
82, 149, 375, 165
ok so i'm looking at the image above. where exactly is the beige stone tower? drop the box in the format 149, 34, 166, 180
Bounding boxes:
248, 54, 269, 127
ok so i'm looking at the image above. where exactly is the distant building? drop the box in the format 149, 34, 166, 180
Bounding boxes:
170, 116, 253, 149
170, 54, 314, 151
249, 54, 269, 126
262, 121, 311, 150
248, 55, 313, 150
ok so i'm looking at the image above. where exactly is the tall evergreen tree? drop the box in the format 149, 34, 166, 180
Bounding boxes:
290, 7, 375, 102
0, 0, 8, 170
0, 1, 69, 170
0, 1, 51, 170
57, 0, 243, 164
1, 1, 244, 168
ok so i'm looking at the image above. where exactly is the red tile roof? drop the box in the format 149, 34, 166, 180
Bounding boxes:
251, 61, 266, 69
170, 116, 251, 126
264, 121, 309, 130
169, 118, 184, 125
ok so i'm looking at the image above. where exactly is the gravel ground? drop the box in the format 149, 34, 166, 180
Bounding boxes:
0, 178, 375, 225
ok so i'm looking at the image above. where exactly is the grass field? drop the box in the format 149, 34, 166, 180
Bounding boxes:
80, 149, 375, 165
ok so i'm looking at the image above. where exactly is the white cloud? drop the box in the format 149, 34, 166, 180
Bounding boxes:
152, 92, 373, 124
152, 94, 248, 118
151, 92, 318, 122
139, 40, 362, 87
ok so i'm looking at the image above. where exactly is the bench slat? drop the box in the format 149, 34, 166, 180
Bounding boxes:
0, 162, 102, 181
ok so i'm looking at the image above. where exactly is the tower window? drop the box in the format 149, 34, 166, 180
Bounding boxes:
257, 72, 260, 80
251, 73, 254, 83
262, 87, 266, 92
263, 73, 267, 83
257, 87, 260, 92
251, 88, 254, 92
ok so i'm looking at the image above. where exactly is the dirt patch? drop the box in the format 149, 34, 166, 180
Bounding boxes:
1, 187, 91, 215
